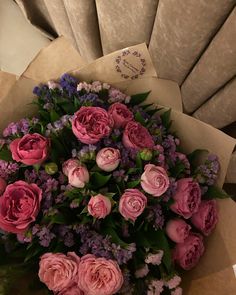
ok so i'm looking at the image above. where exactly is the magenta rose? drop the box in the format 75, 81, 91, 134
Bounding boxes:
96, 148, 121, 172
63, 158, 80, 176
0, 177, 7, 195
88, 194, 112, 219
191, 200, 218, 236
72, 106, 114, 144
108, 102, 134, 128
141, 164, 170, 197
10, 133, 50, 165
39, 252, 80, 293
173, 233, 204, 270
58, 284, 84, 295
166, 219, 191, 243
170, 178, 201, 219
122, 121, 154, 150
0, 181, 42, 233
68, 165, 89, 188
119, 189, 147, 222
78, 254, 123, 295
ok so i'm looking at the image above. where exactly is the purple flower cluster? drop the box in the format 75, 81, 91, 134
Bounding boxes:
59, 73, 78, 96
147, 204, 165, 230
32, 225, 56, 247
46, 115, 72, 136
3, 118, 39, 137
0, 160, 19, 180
56, 225, 75, 247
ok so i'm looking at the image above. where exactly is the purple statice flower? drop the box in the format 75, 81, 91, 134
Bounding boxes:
56, 225, 75, 247
55, 192, 66, 204
34, 226, 56, 247
80, 93, 99, 103
112, 243, 136, 265
2, 118, 33, 137
60, 74, 78, 96
46, 115, 72, 135
33, 86, 41, 96
3, 122, 19, 137
194, 154, 220, 186
119, 269, 133, 294
0, 160, 19, 180
78, 144, 97, 161
17, 232, 32, 244
33, 85, 51, 101
43, 102, 54, 110
163, 135, 177, 156
147, 280, 164, 295
162, 178, 177, 202
113, 169, 128, 182
108, 87, 131, 104
24, 169, 38, 183
147, 204, 165, 230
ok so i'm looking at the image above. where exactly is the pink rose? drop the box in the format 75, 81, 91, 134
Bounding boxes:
78, 254, 123, 295
88, 194, 112, 219
122, 121, 154, 150
58, 284, 84, 295
63, 158, 80, 176
119, 189, 147, 222
68, 165, 89, 188
39, 252, 80, 293
141, 164, 170, 197
0, 181, 42, 233
166, 219, 191, 243
96, 148, 121, 172
0, 177, 7, 195
173, 233, 204, 270
108, 102, 134, 128
170, 178, 201, 219
72, 107, 113, 144
191, 200, 218, 236
10, 133, 50, 165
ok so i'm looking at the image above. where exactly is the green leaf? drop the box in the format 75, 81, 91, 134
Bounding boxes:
129, 91, 151, 106
127, 179, 141, 188
43, 214, 67, 225
169, 162, 186, 178
160, 109, 172, 130
136, 152, 143, 170
89, 172, 112, 189
141, 103, 154, 110
204, 186, 230, 199
187, 149, 208, 170
38, 110, 50, 122
135, 111, 146, 126
0, 148, 12, 161
127, 167, 142, 175
50, 110, 60, 122
102, 227, 128, 248
146, 108, 158, 117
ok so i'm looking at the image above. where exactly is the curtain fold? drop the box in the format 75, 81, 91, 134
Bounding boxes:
182, 7, 236, 113
148, 0, 235, 84
95, 0, 158, 54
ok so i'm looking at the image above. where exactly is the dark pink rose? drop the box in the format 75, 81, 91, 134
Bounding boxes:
119, 189, 147, 222
88, 194, 112, 219
0, 177, 7, 195
0, 181, 42, 233
72, 107, 114, 144
173, 233, 204, 270
170, 178, 201, 219
96, 147, 121, 172
122, 121, 154, 150
78, 254, 123, 295
10, 133, 50, 165
191, 200, 218, 236
108, 102, 134, 128
141, 164, 170, 197
68, 165, 90, 188
39, 252, 80, 293
166, 219, 191, 243
63, 158, 80, 176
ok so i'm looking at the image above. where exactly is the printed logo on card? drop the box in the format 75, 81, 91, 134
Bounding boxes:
115, 49, 146, 80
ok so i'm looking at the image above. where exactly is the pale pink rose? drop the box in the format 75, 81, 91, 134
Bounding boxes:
165, 275, 182, 289
39, 252, 80, 293
191, 200, 218, 236
58, 284, 84, 295
134, 264, 149, 278
96, 148, 121, 172
88, 194, 112, 219
171, 287, 183, 295
63, 158, 80, 176
141, 164, 170, 197
145, 250, 164, 265
72, 107, 113, 144
10, 133, 50, 165
108, 102, 134, 128
68, 165, 89, 188
166, 219, 191, 243
119, 189, 147, 222
0, 177, 7, 195
123, 121, 154, 150
173, 233, 204, 270
170, 178, 201, 219
78, 254, 123, 295
0, 181, 42, 234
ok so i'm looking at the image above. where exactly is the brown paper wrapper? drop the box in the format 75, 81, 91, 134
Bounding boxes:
1, 39, 236, 295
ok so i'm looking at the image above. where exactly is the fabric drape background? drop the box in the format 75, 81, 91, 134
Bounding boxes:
13, 0, 236, 186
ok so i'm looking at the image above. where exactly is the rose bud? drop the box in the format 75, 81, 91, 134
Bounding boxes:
45, 162, 58, 175
108, 102, 134, 128
141, 164, 170, 197
88, 194, 112, 219
170, 178, 201, 219
191, 200, 218, 236
68, 165, 89, 188
96, 148, 121, 172
173, 233, 204, 270
140, 148, 153, 161
62, 158, 80, 177
166, 219, 191, 243
0, 177, 7, 195
10, 133, 50, 165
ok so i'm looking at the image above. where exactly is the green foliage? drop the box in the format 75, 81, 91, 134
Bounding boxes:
127, 179, 141, 188
135, 111, 146, 126
160, 109, 172, 130
89, 172, 112, 189
0, 147, 12, 161
187, 149, 208, 170
129, 91, 151, 106
204, 186, 230, 199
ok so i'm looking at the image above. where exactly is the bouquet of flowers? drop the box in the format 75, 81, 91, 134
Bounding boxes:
0, 72, 230, 295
